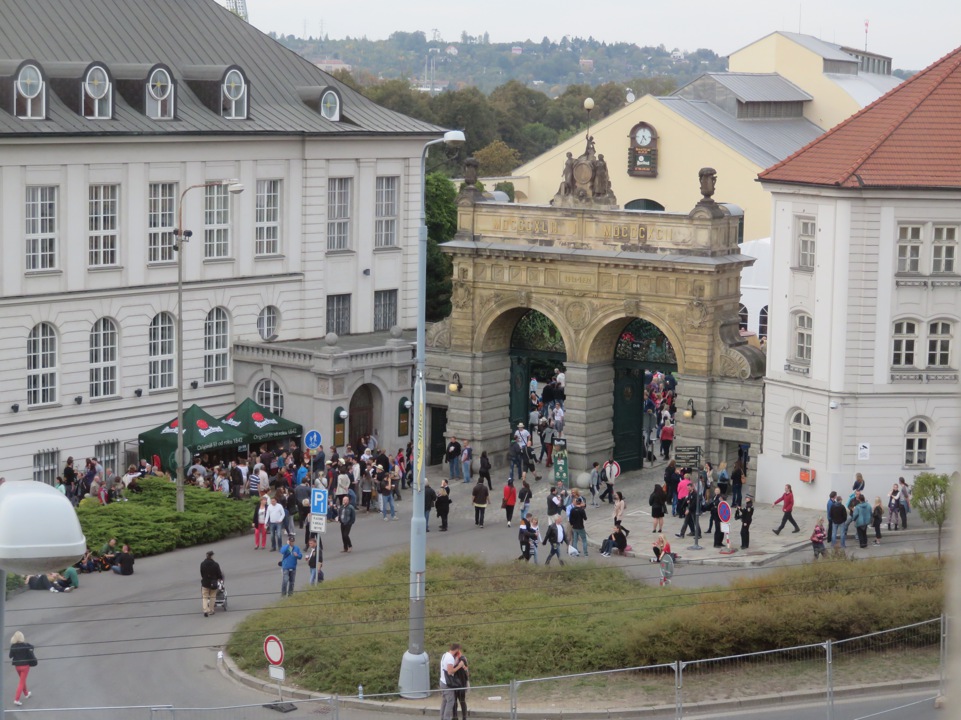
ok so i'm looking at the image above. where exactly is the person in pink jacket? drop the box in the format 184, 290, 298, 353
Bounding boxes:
772, 484, 801, 534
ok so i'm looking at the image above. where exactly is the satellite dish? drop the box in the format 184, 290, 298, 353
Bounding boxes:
626, 91, 636, 103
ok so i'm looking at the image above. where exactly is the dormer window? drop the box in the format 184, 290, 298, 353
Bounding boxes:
320, 88, 340, 121
222, 68, 247, 119
15, 64, 45, 119
83, 66, 112, 119
146, 67, 174, 120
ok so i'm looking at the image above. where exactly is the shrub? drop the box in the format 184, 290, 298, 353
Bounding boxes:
5, 572, 23, 599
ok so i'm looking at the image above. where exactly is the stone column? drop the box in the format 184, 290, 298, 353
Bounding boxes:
446, 350, 511, 467
562, 361, 614, 475
673, 373, 711, 464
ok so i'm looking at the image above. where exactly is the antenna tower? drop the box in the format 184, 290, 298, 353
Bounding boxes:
225, 0, 249, 23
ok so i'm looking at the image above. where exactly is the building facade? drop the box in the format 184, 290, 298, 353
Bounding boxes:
756, 46, 961, 506
0, 0, 441, 481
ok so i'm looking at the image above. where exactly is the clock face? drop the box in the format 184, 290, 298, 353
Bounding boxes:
634, 126, 653, 147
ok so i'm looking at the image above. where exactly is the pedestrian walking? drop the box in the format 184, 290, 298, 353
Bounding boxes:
265, 495, 286, 551
440, 643, 467, 720
9, 631, 37, 706
424, 480, 437, 532
252, 495, 269, 549
649, 483, 667, 533
471, 477, 490, 527
502, 478, 517, 526
589, 462, 600, 507
479, 451, 492, 490
306, 537, 323, 584
517, 515, 533, 562
772, 484, 801, 534
529, 516, 542, 564
338, 496, 356, 552
279, 534, 302, 597
199, 550, 224, 617
569, 495, 588, 556
446, 437, 462, 481
517, 479, 532, 522
730, 460, 744, 508
898, 477, 911, 529
544, 514, 567, 566
435, 487, 452, 531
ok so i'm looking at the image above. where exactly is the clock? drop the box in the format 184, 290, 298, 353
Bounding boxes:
634, 126, 652, 147
627, 123, 658, 178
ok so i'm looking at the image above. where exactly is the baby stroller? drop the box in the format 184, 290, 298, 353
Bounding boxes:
215, 578, 228, 611
659, 553, 675, 587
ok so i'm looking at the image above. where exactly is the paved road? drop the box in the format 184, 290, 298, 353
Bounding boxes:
2, 464, 945, 717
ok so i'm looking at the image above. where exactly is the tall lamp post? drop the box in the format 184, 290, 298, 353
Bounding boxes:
173, 179, 244, 512
0, 481, 86, 720
399, 129, 465, 698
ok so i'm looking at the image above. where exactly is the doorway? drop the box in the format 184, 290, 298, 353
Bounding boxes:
509, 310, 567, 433
348, 385, 374, 451
429, 406, 448, 466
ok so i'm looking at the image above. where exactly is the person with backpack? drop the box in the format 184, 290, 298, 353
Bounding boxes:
598, 462, 614, 504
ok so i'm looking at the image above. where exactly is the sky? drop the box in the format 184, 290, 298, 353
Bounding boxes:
241, 0, 953, 71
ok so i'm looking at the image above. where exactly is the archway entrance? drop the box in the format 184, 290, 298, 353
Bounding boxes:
348, 384, 374, 452
509, 310, 566, 431
613, 318, 678, 471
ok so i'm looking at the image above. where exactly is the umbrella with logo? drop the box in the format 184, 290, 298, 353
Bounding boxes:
220, 397, 303, 445
138, 404, 248, 472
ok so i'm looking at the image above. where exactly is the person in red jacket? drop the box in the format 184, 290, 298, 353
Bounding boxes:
502, 479, 517, 527
772, 484, 801, 534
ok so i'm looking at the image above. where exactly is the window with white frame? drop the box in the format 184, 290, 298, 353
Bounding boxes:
375, 176, 398, 247
89, 317, 118, 398
794, 313, 813, 362
897, 225, 922, 273
327, 177, 351, 250
255, 179, 281, 255
25, 186, 57, 271
796, 218, 816, 270
737, 304, 748, 332
255, 378, 284, 416
148, 312, 175, 390
83, 66, 112, 119
374, 289, 398, 331
88, 184, 119, 267
758, 306, 769, 340
927, 321, 952, 368
33, 449, 59, 485
15, 64, 45, 119
257, 306, 280, 340
904, 418, 929, 466
146, 67, 174, 119
204, 184, 231, 259
221, 69, 247, 119
148, 182, 177, 263
204, 307, 230, 383
932, 226, 957, 274
27, 322, 58, 406
94, 440, 120, 475
789, 410, 811, 460
892, 320, 918, 367
326, 294, 351, 335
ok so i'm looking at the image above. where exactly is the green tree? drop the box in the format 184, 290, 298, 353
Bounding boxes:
364, 79, 434, 121
425, 172, 457, 321
431, 87, 497, 156
911, 472, 952, 561
494, 181, 515, 201
473, 140, 521, 176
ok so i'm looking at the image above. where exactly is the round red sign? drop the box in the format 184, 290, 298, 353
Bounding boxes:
196, 419, 209, 430
263, 635, 284, 666
252, 412, 265, 422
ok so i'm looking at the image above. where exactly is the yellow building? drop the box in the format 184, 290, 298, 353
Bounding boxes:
510, 32, 900, 242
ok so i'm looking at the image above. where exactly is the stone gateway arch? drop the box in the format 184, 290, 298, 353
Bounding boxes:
425, 166, 765, 476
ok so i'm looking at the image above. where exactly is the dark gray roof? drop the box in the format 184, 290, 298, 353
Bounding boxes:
695, 73, 812, 103
657, 96, 825, 167
0, 0, 441, 138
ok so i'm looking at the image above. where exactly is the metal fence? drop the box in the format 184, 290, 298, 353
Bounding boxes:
12, 617, 947, 720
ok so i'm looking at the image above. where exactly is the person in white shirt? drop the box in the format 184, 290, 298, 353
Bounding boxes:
544, 514, 567, 566
553, 404, 565, 434
264, 496, 287, 551
439, 643, 466, 720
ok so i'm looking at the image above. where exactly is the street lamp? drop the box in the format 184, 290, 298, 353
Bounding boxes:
173, 179, 243, 513
399, 129, 465, 698
0, 481, 86, 720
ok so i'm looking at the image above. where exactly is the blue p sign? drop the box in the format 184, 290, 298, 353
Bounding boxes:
311, 488, 328, 515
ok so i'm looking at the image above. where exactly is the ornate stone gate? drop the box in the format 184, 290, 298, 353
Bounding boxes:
426, 161, 765, 475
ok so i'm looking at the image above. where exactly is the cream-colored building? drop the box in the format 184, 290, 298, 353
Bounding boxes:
509, 32, 900, 243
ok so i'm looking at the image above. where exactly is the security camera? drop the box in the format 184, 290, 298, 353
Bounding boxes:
829, 401, 839, 410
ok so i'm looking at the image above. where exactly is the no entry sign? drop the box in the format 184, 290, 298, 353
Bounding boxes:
263, 635, 284, 666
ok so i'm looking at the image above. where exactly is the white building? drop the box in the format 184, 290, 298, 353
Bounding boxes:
0, 0, 441, 481
756, 45, 961, 507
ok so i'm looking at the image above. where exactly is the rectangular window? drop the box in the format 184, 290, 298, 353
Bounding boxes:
94, 440, 119, 475
892, 321, 916, 367
88, 184, 119, 267
796, 218, 816, 269
795, 314, 813, 362
204, 184, 230, 259
148, 182, 177, 263
25, 186, 58, 271
327, 177, 351, 250
374, 289, 398, 331
374, 176, 398, 248
897, 225, 922, 273
326, 294, 351, 335
255, 179, 281, 256
33, 449, 59, 486
933, 226, 957, 273
928, 322, 952, 368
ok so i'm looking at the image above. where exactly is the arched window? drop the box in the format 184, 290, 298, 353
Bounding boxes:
257, 305, 279, 340
204, 307, 230, 383
148, 312, 175, 390
794, 313, 813, 362
789, 410, 811, 460
738, 304, 749, 332
758, 306, 769, 340
892, 320, 918, 367
89, 318, 118, 398
256, 379, 284, 416
624, 198, 665, 211
83, 65, 112, 119
27, 322, 57, 406
904, 418, 929, 466
221, 68, 247, 119
146, 67, 174, 120
15, 64, 45, 119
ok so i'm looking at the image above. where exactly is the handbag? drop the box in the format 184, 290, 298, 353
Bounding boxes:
445, 670, 464, 689
501, 499, 508, 509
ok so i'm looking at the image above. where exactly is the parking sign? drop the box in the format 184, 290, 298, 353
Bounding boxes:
310, 487, 328, 515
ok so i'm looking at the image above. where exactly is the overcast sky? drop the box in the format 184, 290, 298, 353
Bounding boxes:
241, 0, 949, 71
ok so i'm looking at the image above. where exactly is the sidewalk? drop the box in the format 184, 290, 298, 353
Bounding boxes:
523, 455, 940, 567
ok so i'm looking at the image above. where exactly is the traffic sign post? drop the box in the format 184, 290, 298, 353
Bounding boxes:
310, 514, 327, 535
263, 635, 294, 711
304, 430, 322, 450
263, 635, 284, 666
310, 488, 328, 516
718, 501, 736, 554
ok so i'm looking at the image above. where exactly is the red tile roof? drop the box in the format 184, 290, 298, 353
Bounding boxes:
759, 45, 961, 189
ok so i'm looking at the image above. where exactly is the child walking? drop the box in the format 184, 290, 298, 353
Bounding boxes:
872, 496, 884, 546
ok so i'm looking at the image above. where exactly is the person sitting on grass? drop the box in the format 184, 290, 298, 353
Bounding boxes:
599, 525, 628, 557
111, 544, 135, 575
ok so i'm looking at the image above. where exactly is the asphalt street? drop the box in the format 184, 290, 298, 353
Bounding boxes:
2, 464, 946, 718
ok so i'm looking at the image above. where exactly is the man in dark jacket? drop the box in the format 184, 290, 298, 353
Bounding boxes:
735, 496, 753, 549
829, 496, 848, 548
424, 480, 437, 532
471, 477, 490, 527
339, 496, 356, 552
568, 496, 588, 556
200, 550, 224, 617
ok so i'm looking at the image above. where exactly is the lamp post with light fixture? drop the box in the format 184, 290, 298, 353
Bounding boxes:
172, 179, 243, 513
399, 129, 465, 698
